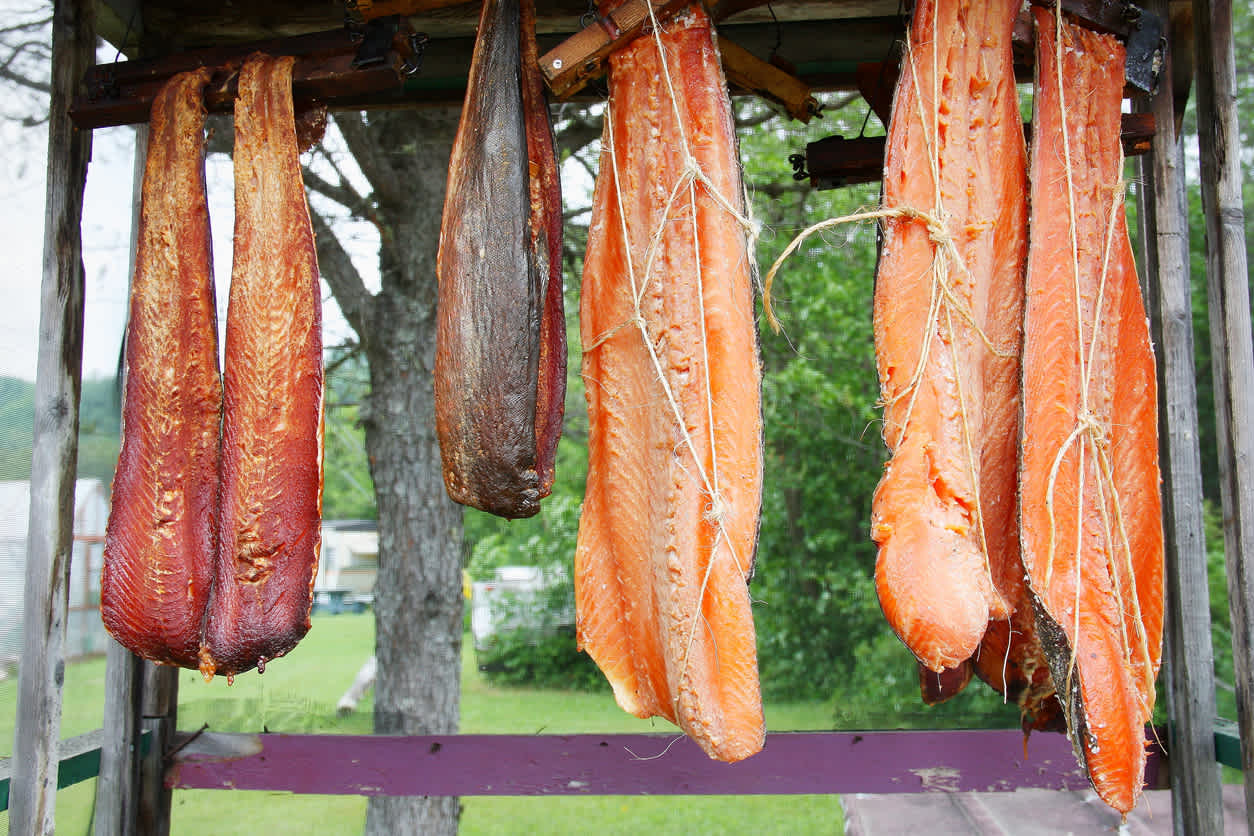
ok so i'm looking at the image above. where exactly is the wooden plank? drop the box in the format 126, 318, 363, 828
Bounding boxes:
802, 113, 1155, 190
94, 641, 143, 836
165, 730, 1166, 797
1137, 2, 1224, 833
93, 119, 148, 836
2, 730, 153, 812
137, 664, 178, 836
1191, 0, 1254, 831
6, 1, 96, 834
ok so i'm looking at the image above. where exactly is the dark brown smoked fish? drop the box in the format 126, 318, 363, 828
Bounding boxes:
199, 54, 324, 679
436, 0, 565, 519
520, 0, 567, 493
101, 68, 220, 668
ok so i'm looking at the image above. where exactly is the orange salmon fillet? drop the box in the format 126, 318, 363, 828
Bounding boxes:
1020, 9, 1164, 814
101, 68, 220, 669
576, 4, 764, 763
871, 0, 1026, 673
200, 54, 324, 679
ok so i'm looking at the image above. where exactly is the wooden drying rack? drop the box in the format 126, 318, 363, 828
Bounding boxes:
11, 0, 1250, 834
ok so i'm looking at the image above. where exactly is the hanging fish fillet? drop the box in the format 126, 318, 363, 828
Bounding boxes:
435, 0, 565, 519
576, 4, 764, 763
520, 0, 567, 492
102, 68, 220, 668
200, 53, 324, 679
871, 0, 1026, 673
1020, 9, 1163, 814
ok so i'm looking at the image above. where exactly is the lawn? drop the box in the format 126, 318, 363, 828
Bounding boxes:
3, 613, 844, 834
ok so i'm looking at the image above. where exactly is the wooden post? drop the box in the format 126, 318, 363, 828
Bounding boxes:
94, 122, 149, 836
1137, 1, 1224, 832
7, 0, 95, 834
137, 664, 178, 836
1192, 0, 1254, 829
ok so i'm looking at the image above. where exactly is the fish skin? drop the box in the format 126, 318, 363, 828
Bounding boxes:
871, 0, 1025, 673
199, 53, 324, 679
576, 5, 764, 763
520, 0, 567, 497
1020, 10, 1164, 814
435, 0, 545, 519
101, 67, 220, 669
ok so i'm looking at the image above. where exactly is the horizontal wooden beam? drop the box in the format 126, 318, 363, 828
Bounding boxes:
165, 730, 1165, 797
0, 729, 151, 812
70, 21, 425, 130
801, 112, 1157, 190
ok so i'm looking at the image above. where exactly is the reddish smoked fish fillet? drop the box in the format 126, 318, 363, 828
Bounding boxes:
576, 4, 764, 763
200, 54, 324, 679
101, 68, 220, 668
1020, 10, 1163, 814
871, 0, 1026, 673
435, 0, 565, 519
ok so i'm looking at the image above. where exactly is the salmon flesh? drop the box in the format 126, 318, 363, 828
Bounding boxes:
435, 0, 566, 519
1020, 9, 1164, 813
576, 4, 765, 763
871, 0, 1027, 674
199, 54, 325, 679
102, 68, 221, 668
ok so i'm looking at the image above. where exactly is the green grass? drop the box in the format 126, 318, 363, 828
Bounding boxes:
3, 614, 844, 834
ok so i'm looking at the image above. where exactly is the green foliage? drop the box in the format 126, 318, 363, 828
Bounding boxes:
0, 375, 120, 483
741, 100, 890, 701
478, 625, 606, 691
321, 346, 377, 520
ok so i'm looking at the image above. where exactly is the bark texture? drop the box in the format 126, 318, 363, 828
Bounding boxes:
311, 106, 465, 836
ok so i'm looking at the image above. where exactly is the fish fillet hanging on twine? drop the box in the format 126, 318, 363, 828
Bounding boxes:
575, 1, 766, 763
762, 0, 1063, 731
1019, 6, 1164, 815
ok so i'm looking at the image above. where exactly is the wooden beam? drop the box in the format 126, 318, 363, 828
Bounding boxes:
1, 729, 146, 810
1192, 0, 1254, 831
70, 23, 423, 130
93, 120, 149, 836
137, 664, 179, 836
1136, 1, 1223, 832
165, 730, 1166, 796
7, 0, 95, 833
800, 113, 1156, 190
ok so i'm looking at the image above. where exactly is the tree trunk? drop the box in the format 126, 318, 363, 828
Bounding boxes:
351, 107, 465, 835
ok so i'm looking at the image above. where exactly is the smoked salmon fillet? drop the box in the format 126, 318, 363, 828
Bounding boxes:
871, 0, 1026, 673
102, 68, 221, 668
576, 3, 764, 763
435, 0, 565, 519
200, 54, 324, 679
1020, 9, 1163, 814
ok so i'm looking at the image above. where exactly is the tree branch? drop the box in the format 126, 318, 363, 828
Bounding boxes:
303, 164, 377, 225
331, 111, 409, 217
308, 206, 373, 337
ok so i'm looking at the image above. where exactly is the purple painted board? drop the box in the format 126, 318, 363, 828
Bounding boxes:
166, 731, 1160, 797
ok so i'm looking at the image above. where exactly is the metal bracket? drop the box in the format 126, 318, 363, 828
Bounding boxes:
1029, 0, 1165, 92
350, 15, 401, 70
1122, 5, 1165, 93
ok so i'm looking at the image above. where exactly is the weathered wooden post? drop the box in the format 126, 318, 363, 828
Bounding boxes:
7, 0, 95, 833
94, 122, 149, 836
1192, 0, 1254, 830
1137, 1, 1224, 833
